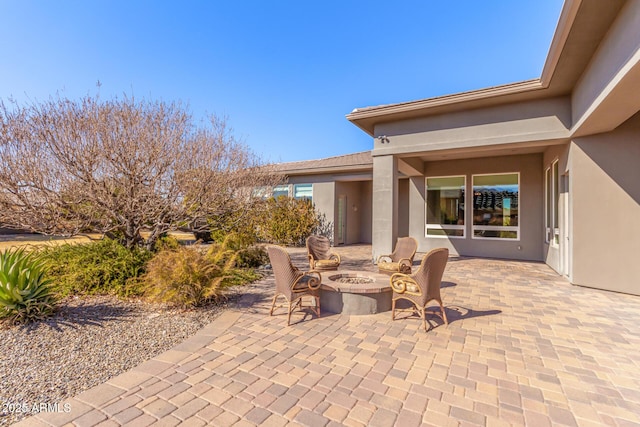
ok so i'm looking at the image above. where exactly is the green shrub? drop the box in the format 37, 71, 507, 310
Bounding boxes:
208, 208, 263, 247
39, 238, 152, 297
205, 196, 329, 247
259, 196, 319, 246
154, 235, 181, 251
0, 249, 57, 325
221, 268, 262, 287
235, 245, 269, 268
205, 238, 262, 287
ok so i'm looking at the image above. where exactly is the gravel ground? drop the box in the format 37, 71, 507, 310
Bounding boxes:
0, 291, 243, 426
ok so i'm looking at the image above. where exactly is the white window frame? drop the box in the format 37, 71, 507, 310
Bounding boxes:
545, 167, 551, 243
425, 175, 466, 239
552, 161, 560, 246
293, 183, 313, 200
272, 184, 290, 198
471, 172, 520, 241
545, 161, 560, 247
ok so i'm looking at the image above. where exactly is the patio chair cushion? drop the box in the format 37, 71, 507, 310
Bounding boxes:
292, 274, 320, 291
378, 261, 412, 275
314, 259, 340, 270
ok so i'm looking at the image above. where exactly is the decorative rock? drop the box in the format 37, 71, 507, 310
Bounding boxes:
0, 294, 234, 426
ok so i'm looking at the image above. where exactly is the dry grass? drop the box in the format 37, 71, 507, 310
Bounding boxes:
0, 234, 101, 252
0, 231, 196, 252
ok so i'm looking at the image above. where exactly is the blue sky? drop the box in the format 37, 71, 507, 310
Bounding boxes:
0, 1, 564, 163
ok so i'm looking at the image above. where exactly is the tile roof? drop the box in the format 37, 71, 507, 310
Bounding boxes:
272, 151, 372, 175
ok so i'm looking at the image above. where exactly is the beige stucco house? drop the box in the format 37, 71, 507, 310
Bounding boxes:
275, 0, 640, 296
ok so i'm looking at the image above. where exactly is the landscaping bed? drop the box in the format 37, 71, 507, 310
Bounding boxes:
0, 293, 240, 426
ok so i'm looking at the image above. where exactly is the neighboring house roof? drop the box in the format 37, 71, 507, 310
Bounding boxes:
347, 0, 626, 136
272, 151, 372, 176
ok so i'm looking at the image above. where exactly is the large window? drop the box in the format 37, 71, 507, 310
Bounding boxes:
545, 161, 560, 245
472, 173, 519, 240
293, 184, 313, 200
426, 176, 465, 238
272, 185, 289, 198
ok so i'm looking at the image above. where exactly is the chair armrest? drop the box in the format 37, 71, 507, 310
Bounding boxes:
390, 273, 421, 296
377, 254, 392, 264
307, 254, 316, 267
293, 270, 322, 290
398, 258, 412, 268
329, 253, 341, 263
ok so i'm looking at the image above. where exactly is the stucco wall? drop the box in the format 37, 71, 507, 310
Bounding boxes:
542, 143, 570, 275
310, 181, 335, 242
372, 156, 398, 260
570, 113, 640, 295
286, 174, 372, 245
373, 97, 570, 157
398, 179, 410, 237
335, 181, 370, 245
410, 153, 544, 261
359, 181, 373, 244
572, 0, 640, 133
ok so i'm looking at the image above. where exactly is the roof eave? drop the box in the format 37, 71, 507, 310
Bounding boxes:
346, 80, 544, 135
282, 164, 373, 176
346, 0, 583, 137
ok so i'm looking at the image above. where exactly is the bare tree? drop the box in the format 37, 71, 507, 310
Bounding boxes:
0, 94, 280, 250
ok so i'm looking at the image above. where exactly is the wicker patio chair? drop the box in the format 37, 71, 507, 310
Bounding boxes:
390, 247, 449, 331
306, 235, 341, 271
377, 236, 418, 275
267, 245, 322, 326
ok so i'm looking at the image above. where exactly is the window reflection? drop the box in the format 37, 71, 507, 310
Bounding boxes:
472, 173, 519, 239
426, 176, 465, 238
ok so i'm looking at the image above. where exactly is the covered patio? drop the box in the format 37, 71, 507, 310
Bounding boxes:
17, 245, 640, 426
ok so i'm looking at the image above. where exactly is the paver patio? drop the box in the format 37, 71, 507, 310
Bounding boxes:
13, 245, 640, 426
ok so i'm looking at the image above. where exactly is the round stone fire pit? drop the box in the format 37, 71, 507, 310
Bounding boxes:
320, 271, 391, 315
333, 276, 374, 285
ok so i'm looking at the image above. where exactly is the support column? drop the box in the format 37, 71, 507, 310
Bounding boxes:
372, 155, 398, 262
408, 176, 426, 251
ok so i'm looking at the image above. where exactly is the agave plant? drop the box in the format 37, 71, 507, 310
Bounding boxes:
0, 248, 57, 325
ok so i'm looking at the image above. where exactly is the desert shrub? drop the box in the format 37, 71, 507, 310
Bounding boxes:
222, 268, 262, 287
235, 245, 269, 268
208, 207, 264, 247
154, 235, 181, 251
313, 212, 334, 243
0, 249, 57, 325
206, 196, 328, 248
142, 233, 264, 307
207, 238, 262, 285
259, 196, 319, 246
40, 238, 152, 297
143, 245, 226, 308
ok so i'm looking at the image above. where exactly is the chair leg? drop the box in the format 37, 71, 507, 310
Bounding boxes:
391, 299, 396, 321
420, 307, 427, 331
287, 300, 293, 326
270, 294, 278, 316
440, 301, 448, 325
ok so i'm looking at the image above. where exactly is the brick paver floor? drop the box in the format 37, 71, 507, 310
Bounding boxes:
13, 245, 640, 426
